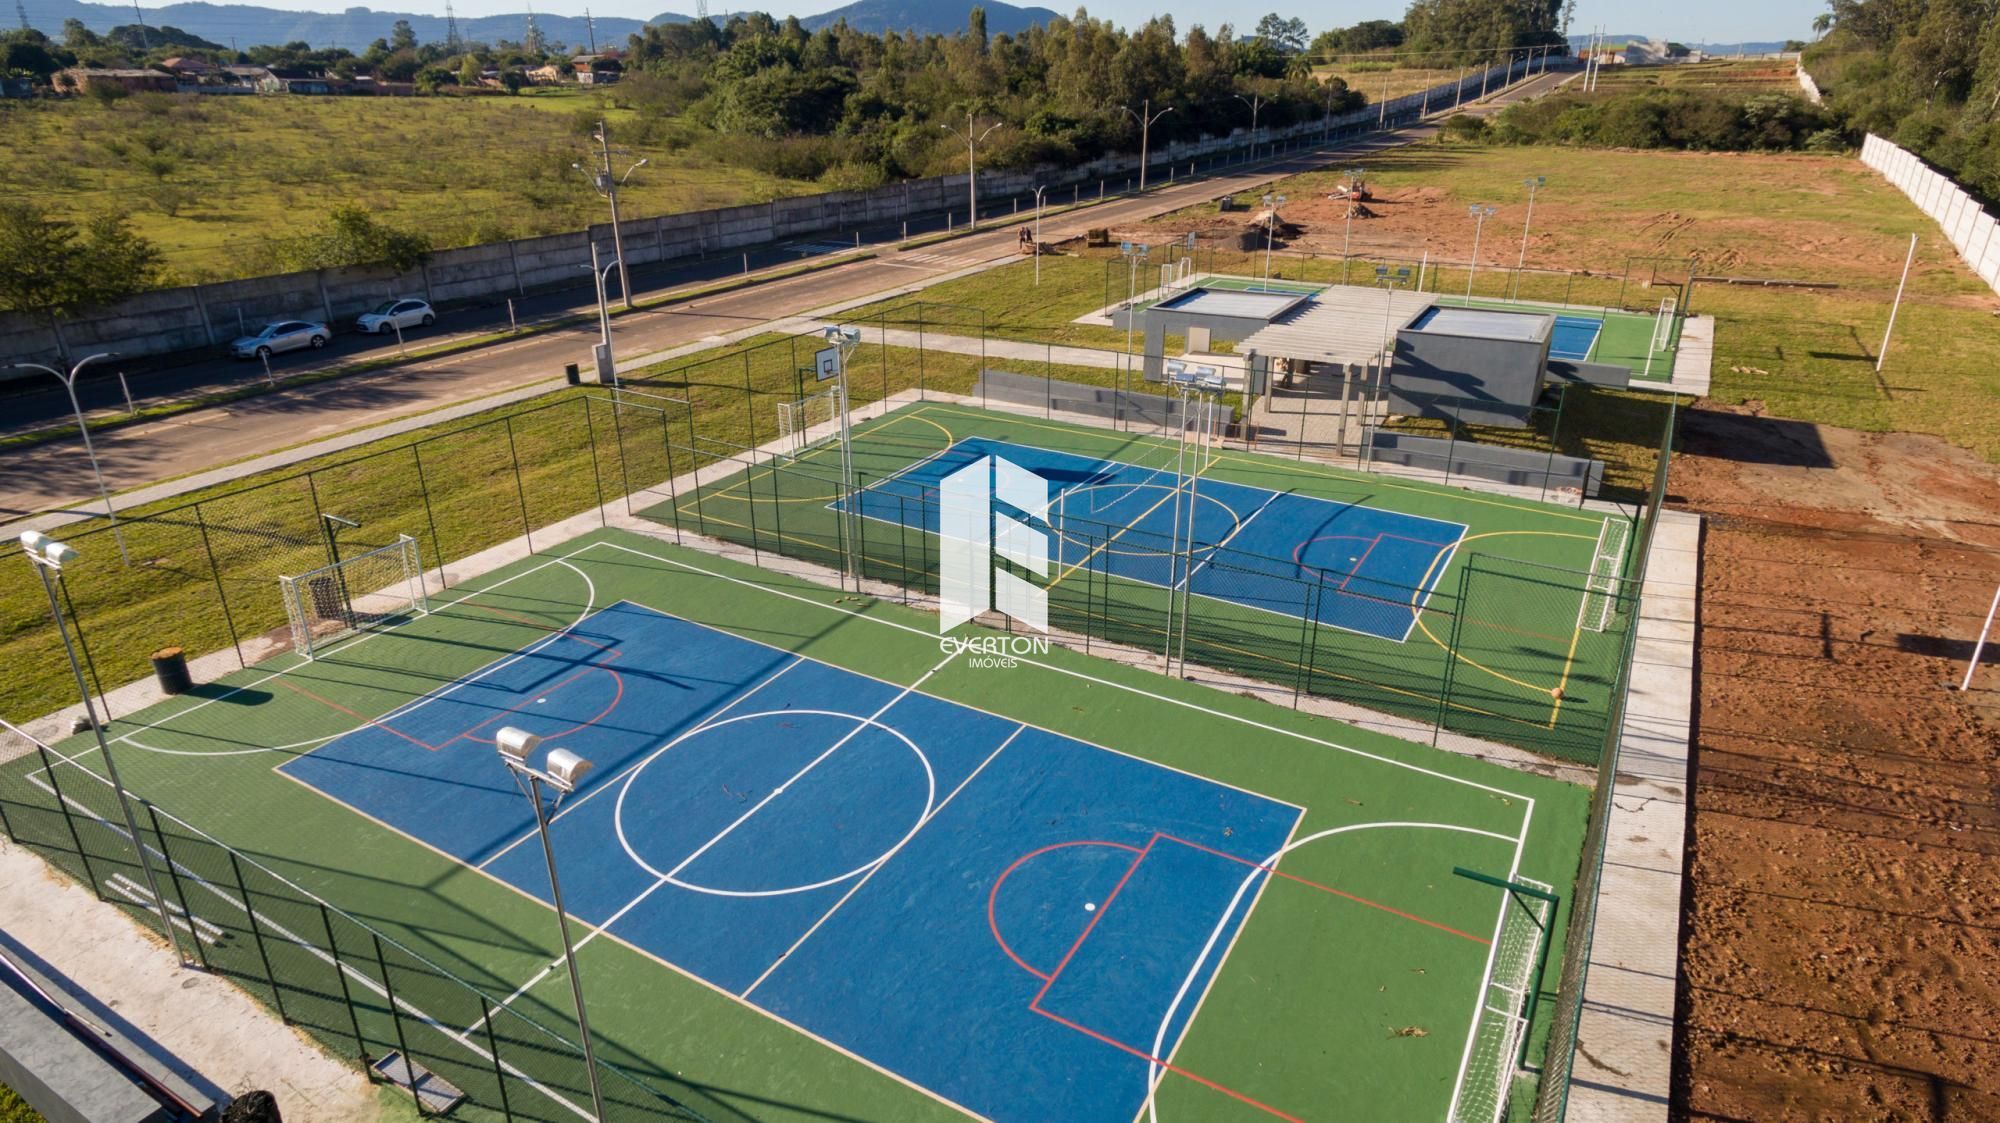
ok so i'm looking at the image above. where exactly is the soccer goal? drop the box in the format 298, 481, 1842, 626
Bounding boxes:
1650, 296, 1678, 353
1450, 873, 1558, 1123
1576, 516, 1632, 633
278, 535, 428, 660
777, 385, 841, 462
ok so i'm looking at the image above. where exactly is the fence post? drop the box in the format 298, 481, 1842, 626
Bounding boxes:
320, 903, 371, 1068
410, 446, 449, 592
371, 934, 427, 1118
683, 405, 706, 536
659, 409, 684, 543
35, 744, 103, 900
606, 398, 633, 515
580, 398, 608, 527
143, 803, 206, 973
479, 997, 516, 1122
1434, 564, 1472, 745
502, 416, 534, 554
192, 505, 246, 669
228, 851, 288, 1025
1293, 582, 1315, 708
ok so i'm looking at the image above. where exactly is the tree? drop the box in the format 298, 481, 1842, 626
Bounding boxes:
61, 18, 97, 51
0, 203, 162, 316
1254, 14, 1309, 54
500, 68, 526, 93
391, 19, 418, 52
458, 54, 482, 87
414, 65, 456, 93
0, 33, 62, 80
276, 205, 430, 272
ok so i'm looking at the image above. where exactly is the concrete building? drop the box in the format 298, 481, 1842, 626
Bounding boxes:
57, 68, 177, 95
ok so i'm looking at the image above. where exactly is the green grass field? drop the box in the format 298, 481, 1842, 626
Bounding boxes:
655, 400, 1638, 763
0, 527, 1588, 1123
0, 92, 810, 282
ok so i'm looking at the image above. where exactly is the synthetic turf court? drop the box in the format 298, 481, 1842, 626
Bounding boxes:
3, 531, 1590, 1123
841, 435, 1468, 642
663, 402, 1637, 763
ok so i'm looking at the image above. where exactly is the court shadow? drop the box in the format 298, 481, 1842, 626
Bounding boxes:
1679, 409, 1832, 469
1894, 633, 1982, 661
181, 682, 272, 705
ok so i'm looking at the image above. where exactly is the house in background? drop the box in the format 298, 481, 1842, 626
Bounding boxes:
57, 68, 178, 94
571, 53, 622, 85
260, 67, 335, 94
0, 76, 33, 98
526, 62, 565, 84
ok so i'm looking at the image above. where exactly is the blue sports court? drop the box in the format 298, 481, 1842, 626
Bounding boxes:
841, 437, 1468, 642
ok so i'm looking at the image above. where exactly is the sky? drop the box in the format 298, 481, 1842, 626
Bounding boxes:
159, 0, 1828, 47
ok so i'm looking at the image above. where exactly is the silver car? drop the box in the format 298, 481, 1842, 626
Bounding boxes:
355, 298, 435, 335
230, 319, 330, 360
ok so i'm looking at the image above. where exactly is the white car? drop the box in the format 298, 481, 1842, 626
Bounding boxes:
229, 320, 330, 360
356, 299, 435, 335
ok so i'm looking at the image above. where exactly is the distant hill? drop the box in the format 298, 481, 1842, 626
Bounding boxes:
20, 0, 673, 52
798, 0, 1059, 35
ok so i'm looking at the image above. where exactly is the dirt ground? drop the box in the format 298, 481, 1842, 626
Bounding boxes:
1670, 406, 2000, 1121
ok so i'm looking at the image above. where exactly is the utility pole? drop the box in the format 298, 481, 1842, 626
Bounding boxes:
941, 112, 1001, 230
15, 0, 29, 31
577, 122, 645, 310
444, 0, 461, 53
584, 7, 596, 53
1514, 175, 1546, 298
131, 0, 149, 49
1232, 91, 1266, 161
1120, 99, 1174, 192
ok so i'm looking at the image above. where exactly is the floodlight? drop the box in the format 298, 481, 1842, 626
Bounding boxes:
1164, 359, 1187, 379
495, 726, 541, 763
824, 326, 861, 345
545, 748, 593, 792
43, 541, 77, 566
18, 530, 47, 552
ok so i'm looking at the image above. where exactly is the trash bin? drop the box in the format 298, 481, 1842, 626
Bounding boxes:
151, 646, 192, 695
564, 362, 581, 386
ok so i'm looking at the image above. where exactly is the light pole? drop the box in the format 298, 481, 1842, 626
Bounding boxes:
1259, 194, 1287, 287
1232, 92, 1266, 162
1339, 167, 1364, 283
1466, 205, 1497, 300
582, 244, 621, 384
940, 112, 1002, 232
1119, 100, 1174, 192
18, 531, 185, 964
14, 355, 126, 565
1513, 175, 1546, 299
574, 122, 646, 310
1370, 266, 1413, 467
1119, 241, 1150, 360
823, 326, 863, 585
494, 727, 605, 1123
1163, 360, 1226, 676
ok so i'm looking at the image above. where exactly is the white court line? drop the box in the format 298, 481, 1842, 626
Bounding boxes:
1445, 800, 1537, 1123
21, 762, 598, 1123
1394, 533, 1466, 645
1141, 820, 1527, 1123
590, 539, 1539, 805
470, 648, 957, 1032
1179, 487, 1285, 591
739, 723, 1026, 1000
473, 654, 805, 872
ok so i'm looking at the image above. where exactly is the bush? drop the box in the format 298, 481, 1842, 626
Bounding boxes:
1440, 113, 1489, 143
1492, 89, 1833, 152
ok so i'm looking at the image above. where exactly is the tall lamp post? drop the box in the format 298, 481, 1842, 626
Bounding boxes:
1259, 194, 1288, 287
822, 326, 863, 585
1031, 185, 1048, 285
1466, 205, 1498, 300
1231, 92, 1266, 162
14, 355, 127, 565
1163, 360, 1226, 676
18, 531, 184, 964
1370, 266, 1414, 468
583, 244, 622, 385
494, 727, 605, 1123
1513, 175, 1547, 298
575, 121, 646, 310
941, 113, 1002, 233
1119, 100, 1174, 193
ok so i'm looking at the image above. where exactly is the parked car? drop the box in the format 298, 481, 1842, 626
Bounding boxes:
229, 320, 330, 360
355, 298, 435, 335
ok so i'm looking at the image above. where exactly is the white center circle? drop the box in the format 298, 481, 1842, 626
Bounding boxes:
613, 708, 935, 898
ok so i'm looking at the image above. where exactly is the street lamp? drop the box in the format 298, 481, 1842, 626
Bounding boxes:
1231, 92, 1266, 161
822, 326, 863, 584
18, 531, 185, 964
1338, 167, 1365, 283
1259, 194, 1287, 287
1466, 205, 1498, 299
1371, 266, 1414, 468
13, 355, 127, 565
1513, 175, 1547, 299
582, 245, 621, 385
494, 726, 606, 1123
940, 113, 1002, 233
1119, 100, 1174, 192
574, 120, 646, 310
1031, 185, 1048, 286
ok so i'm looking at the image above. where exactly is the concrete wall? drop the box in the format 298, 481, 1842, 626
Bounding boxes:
1860, 134, 2000, 297
1389, 323, 1552, 428
0, 57, 1542, 370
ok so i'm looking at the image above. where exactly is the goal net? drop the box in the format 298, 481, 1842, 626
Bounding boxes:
1450, 876, 1556, 1123
278, 535, 428, 660
777, 386, 840, 462
1576, 517, 1631, 633
1649, 296, 1678, 353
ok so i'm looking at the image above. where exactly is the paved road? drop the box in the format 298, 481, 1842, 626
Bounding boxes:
0, 69, 1570, 526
